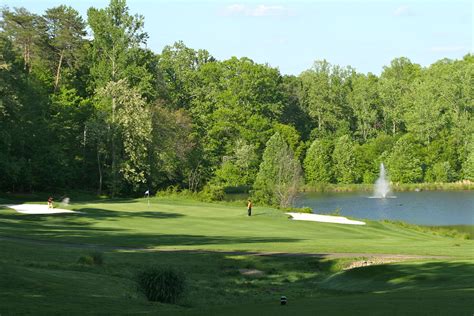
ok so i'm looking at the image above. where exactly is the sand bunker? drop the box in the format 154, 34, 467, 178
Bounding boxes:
5, 204, 77, 215
286, 212, 366, 225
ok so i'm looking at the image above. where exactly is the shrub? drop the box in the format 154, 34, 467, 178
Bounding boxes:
280, 206, 313, 214
137, 267, 186, 303
199, 184, 225, 201
77, 251, 104, 265
90, 251, 104, 265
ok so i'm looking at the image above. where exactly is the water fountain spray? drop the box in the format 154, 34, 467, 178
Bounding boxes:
373, 163, 391, 198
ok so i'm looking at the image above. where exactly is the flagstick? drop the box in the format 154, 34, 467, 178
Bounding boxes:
145, 190, 150, 207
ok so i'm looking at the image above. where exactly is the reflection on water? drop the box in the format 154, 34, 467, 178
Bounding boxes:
295, 191, 474, 226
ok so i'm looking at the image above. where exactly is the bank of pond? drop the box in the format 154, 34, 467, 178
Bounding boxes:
301, 181, 474, 193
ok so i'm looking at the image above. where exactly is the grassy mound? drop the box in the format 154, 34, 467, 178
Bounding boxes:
320, 260, 474, 293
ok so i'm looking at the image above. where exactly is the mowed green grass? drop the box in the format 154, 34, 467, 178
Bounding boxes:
0, 197, 472, 257
0, 197, 473, 315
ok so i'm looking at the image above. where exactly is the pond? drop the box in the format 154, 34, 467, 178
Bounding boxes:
294, 190, 474, 226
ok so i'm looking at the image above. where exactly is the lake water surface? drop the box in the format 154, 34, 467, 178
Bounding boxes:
295, 191, 474, 226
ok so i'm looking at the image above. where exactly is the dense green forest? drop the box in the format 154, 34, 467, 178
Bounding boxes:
1, 0, 473, 202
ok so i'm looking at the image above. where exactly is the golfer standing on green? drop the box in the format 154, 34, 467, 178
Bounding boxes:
247, 199, 252, 216
47, 196, 53, 209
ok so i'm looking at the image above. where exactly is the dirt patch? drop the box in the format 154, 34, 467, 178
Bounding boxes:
344, 257, 415, 270
239, 269, 265, 277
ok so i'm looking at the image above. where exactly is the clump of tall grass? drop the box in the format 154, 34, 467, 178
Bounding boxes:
136, 266, 186, 304
77, 251, 104, 265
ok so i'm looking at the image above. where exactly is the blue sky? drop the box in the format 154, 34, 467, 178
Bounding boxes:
2, 0, 472, 75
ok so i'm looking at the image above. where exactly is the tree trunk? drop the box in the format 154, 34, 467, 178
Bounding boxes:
23, 43, 31, 72
23, 44, 27, 71
97, 146, 103, 195
110, 49, 117, 197
54, 51, 64, 92
363, 122, 368, 141
111, 96, 117, 197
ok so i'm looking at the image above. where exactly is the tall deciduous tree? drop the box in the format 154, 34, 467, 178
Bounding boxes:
349, 73, 380, 141
354, 134, 395, 183
149, 103, 196, 189
304, 139, 333, 184
215, 139, 258, 188
385, 135, 423, 183
404, 79, 446, 145
379, 57, 421, 135
253, 132, 302, 207
273, 123, 304, 159
332, 135, 357, 183
299, 60, 352, 137
98, 79, 152, 189
158, 41, 214, 109
87, 0, 153, 194
462, 135, 474, 181
87, 0, 148, 87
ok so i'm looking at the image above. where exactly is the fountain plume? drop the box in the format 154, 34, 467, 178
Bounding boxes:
373, 163, 390, 198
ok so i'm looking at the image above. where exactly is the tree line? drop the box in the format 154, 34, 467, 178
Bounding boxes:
1, 0, 473, 205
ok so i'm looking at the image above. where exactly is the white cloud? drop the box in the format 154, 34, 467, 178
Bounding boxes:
224, 4, 246, 15
220, 4, 293, 17
248, 5, 288, 17
431, 46, 466, 52
393, 5, 413, 16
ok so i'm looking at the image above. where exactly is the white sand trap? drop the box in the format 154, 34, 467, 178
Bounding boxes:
5, 204, 77, 215
286, 212, 366, 225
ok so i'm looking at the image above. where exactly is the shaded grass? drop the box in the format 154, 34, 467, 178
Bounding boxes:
2, 237, 472, 315
0, 238, 343, 314
181, 288, 474, 316
0, 263, 151, 315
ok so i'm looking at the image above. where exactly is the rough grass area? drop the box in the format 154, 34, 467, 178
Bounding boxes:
383, 220, 472, 240
440, 225, 474, 239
